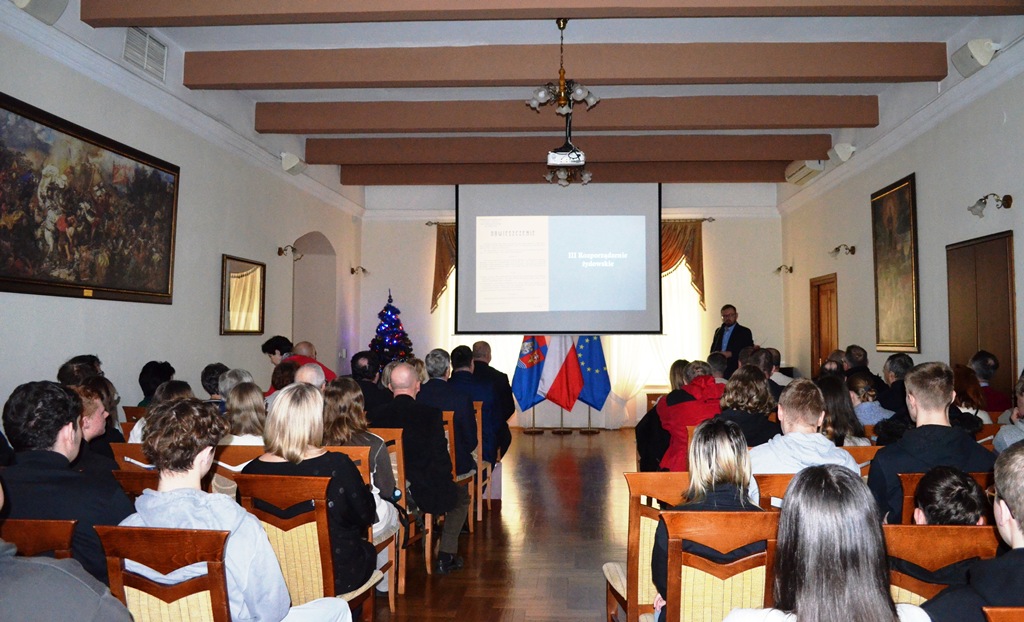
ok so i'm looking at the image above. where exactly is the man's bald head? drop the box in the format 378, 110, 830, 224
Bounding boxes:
293, 341, 316, 358
472, 341, 492, 363
388, 363, 420, 397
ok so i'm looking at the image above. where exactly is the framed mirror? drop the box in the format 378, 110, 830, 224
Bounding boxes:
220, 255, 266, 335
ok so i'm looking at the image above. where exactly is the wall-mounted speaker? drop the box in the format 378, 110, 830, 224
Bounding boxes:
12, 0, 70, 25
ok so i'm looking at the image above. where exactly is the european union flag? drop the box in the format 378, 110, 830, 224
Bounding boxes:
512, 335, 548, 411
577, 335, 611, 410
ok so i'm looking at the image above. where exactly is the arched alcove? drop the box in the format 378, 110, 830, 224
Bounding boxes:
291, 231, 339, 372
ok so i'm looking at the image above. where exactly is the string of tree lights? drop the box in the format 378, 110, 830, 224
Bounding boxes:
368, 291, 414, 368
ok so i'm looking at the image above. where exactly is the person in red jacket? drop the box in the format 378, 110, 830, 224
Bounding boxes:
658, 361, 725, 471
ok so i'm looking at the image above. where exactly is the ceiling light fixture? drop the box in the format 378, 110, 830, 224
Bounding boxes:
968, 193, 1013, 218
829, 244, 856, 257
527, 18, 599, 186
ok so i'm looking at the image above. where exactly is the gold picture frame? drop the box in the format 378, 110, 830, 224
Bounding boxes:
870, 174, 920, 352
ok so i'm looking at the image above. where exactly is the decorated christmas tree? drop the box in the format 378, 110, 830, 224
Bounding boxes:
368, 291, 414, 367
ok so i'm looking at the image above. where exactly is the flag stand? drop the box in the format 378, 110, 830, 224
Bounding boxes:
551, 406, 573, 435
580, 404, 600, 435
522, 406, 544, 435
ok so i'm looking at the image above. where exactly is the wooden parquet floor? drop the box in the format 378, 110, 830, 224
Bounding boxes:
374, 429, 635, 622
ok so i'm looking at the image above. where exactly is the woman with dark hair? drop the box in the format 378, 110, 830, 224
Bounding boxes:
953, 364, 993, 424
136, 360, 175, 407
717, 366, 780, 447
724, 465, 928, 622
817, 375, 870, 446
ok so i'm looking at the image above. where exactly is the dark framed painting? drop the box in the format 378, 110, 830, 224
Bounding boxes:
870, 173, 920, 352
0, 92, 178, 304
220, 255, 266, 335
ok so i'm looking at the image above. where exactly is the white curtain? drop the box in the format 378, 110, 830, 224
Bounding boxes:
228, 266, 262, 331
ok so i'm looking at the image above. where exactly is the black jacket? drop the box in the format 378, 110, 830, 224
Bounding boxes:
923, 548, 1024, 622
416, 378, 478, 476
357, 378, 393, 419
717, 409, 781, 448
472, 361, 516, 421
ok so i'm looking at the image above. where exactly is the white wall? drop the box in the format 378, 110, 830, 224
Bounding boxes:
0, 31, 362, 413
781, 71, 1024, 378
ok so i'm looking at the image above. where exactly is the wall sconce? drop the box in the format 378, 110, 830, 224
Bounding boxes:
774, 265, 794, 274
281, 152, 307, 175
829, 244, 856, 257
277, 245, 303, 261
968, 193, 1013, 218
350, 266, 368, 275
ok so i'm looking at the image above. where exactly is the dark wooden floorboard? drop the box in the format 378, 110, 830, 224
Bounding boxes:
375, 429, 634, 621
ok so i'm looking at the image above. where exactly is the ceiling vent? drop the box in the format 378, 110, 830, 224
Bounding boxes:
123, 27, 167, 82
784, 160, 826, 185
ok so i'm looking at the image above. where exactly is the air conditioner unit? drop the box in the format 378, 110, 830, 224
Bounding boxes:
785, 160, 826, 185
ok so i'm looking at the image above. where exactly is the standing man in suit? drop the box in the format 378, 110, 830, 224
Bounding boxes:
710, 304, 754, 379
472, 341, 514, 458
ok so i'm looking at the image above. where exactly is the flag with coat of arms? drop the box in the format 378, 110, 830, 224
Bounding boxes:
576, 335, 612, 410
511, 336, 548, 411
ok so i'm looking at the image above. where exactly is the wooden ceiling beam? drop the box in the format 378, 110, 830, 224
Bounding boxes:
256, 95, 878, 134
81, 1, 1024, 27
339, 161, 791, 185
305, 134, 831, 165
185, 43, 947, 90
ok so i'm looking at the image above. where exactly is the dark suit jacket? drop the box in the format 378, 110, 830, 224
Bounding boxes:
472, 361, 515, 421
710, 323, 754, 378
417, 378, 478, 476
449, 370, 509, 464
923, 548, 1024, 622
358, 378, 393, 421
370, 395, 457, 514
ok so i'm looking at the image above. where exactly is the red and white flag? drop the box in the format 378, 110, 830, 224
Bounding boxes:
537, 335, 584, 411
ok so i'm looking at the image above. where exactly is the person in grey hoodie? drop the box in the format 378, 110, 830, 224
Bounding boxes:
119, 397, 350, 622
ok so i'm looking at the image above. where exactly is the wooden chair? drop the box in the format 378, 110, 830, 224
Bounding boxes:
0, 518, 76, 558
111, 442, 156, 472
840, 445, 882, 476
370, 426, 431, 594
752, 473, 796, 511
120, 420, 137, 441
976, 423, 1000, 450
661, 511, 779, 622
442, 410, 474, 534
984, 607, 1024, 622
113, 470, 160, 502
863, 424, 875, 443
122, 406, 146, 423
604, 471, 689, 622
898, 471, 994, 525
95, 525, 232, 622
474, 401, 502, 522
883, 524, 1001, 604
233, 474, 384, 622
646, 392, 667, 412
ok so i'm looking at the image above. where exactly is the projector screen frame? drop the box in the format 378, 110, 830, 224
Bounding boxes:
454, 183, 664, 335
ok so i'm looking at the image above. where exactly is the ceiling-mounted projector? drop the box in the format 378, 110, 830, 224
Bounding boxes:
547, 140, 586, 167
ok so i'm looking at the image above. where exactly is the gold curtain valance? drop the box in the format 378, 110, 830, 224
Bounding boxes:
661, 220, 705, 310
430, 223, 457, 313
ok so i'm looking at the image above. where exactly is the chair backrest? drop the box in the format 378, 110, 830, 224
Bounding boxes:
233, 474, 334, 605
863, 424, 875, 442
647, 392, 667, 412
122, 406, 146, 423
752, 473, 796, 511
209, 445, 266, 482
324, 445, 371, 487
984, 607, 1024, 622
0, 518, 77, 558
120, 420, 137, 441
441, 410, 457, 480
95, 525, 231, 622
621, 472, 690, 622
898, 471, 994, 525
884, 524, 1001, 604
840, 445, 882, 476
976, 423, 1000, 450
113, 470, 160, 502
370, 427, 407, 508
111, 442, 156, 471
661, 510, 779, 622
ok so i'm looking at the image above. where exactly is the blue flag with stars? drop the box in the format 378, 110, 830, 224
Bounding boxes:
576, 335, 611, 410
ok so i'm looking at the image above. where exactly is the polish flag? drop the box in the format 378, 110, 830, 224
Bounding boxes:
537, 335, 584, 411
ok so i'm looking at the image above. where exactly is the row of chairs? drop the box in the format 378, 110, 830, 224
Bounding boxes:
605, 471, 1011, 622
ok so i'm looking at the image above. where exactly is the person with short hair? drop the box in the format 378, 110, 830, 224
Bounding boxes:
710, 304, 754, 379
843, 344, 888, 396
765, 347, 792, 387
923, 442, 1024, 621
136, 360, 174, 407
261, 335, 294, 365
707, 352, 728, 384
658, 361, 726, 472
78, 374, 124, 460
716, 365, 780, 448
994, 376, 1024, 453
448, 345, 508, 465
128, 380, 195, 443
867, 362, 996, 523
350, 350, 393, 415
725, 465, 929, 622
417, 348, 478, 478
471, 340, 515, 454
879, 353, 915, 413
0, 381, 134, 584
57, 354, 103, 387
970, 349, 1011, 412
295, 362, 327, 390
200, 362, 229, 413
120, 397, 351, 622
67, 384, 120, 477
218, 368, 254, 399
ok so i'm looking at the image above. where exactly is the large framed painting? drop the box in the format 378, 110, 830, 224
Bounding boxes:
0, 92, 178, 304
870, 173, 920, 352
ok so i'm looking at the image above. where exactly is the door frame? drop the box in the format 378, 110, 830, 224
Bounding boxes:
810, 273, 839, 378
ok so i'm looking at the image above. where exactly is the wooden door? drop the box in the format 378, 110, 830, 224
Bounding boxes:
947, 232, 1017, 396
810, 274, 839, 378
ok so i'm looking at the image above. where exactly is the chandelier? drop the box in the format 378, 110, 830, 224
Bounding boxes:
526, 18, 599, 186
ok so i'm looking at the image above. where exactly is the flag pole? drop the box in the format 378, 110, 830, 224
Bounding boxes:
551, 406, 573, 435
522, 405, 544, 435
580, 404, 600, 435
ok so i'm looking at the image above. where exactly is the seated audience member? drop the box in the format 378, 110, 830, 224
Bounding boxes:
292, 340, 338, 382
848, 372, 895, 427
737, 346, 757, 370
448, 345, 508, 465
128, 380, 195, 443
136, 360, 175, 407
879, 353, 915, 413
200, 362, 229, 414
242, 383, 377, 594
725, 465, 929, 622
660, 361, 726, 472
817, 374, 871, 446
749, 379, 860, 476
635, 359, 687, 472
68, 385, 119, 477
0, 381, 134, 583
0, 477, 132, 621
766, 347, 793, 386
264, 359, 300, 408
707, 352, 728, 384
220, 382, 267, 446
651, 419, 764, 622
417, 348, 478, 479
923, 442, 1024, 621
57, 354, 103, 386
954, 363, 993, 424
261, 335, 293, 366
295, 362, 327, 390
970, 349, 1012, 413
472, 340, 515, 454
994, 376, 1024, 453
843, 344, 888, 396
716, 365, 780, 447
818, 359, 844, 379
749, 348, 783, 402
120, 398, 350, 622
371, 363, 472, 575
408, 357, 429, 384
218, 368, 254, 400
351, 350, 393, 415
79, 374, 124, 459
867, 362, 996, 524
